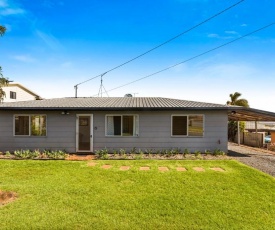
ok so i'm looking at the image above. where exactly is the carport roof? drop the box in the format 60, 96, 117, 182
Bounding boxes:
228, 107, 275, 121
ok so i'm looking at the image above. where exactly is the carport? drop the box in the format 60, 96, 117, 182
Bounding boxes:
227, 106, 275, 145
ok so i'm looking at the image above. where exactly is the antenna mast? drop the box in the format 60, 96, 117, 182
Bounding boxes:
98, 72, 109, 97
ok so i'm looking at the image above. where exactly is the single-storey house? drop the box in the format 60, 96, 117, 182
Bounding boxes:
1, 97, 275, 153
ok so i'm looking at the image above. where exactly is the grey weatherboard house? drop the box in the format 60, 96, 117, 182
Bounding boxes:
1, 97, 275, 153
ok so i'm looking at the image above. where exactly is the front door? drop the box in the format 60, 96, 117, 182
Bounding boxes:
76, 115, 93, 152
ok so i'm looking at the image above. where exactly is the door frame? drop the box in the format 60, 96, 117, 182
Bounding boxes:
76, 114, 93, 152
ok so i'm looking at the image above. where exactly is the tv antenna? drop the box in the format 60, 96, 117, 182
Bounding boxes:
98, 72, 109, 97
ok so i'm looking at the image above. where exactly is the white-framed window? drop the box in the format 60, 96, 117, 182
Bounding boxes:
14, 115, 47, 136
105, 115, 139, 137
171, 115, 204, 137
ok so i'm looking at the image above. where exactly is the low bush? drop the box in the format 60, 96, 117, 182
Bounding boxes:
4, 149, 68, 159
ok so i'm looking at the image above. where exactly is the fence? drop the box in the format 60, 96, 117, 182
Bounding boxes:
267, 143, 275, 151
234, 132, 264, 147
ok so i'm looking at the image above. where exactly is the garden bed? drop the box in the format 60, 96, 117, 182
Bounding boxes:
0, 148, 228, 160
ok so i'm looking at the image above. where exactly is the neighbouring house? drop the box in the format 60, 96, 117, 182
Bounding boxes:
2, 82, 42, 102
1, 97, 275, 153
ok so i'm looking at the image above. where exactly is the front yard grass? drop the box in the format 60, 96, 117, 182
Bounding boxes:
0, 160, 274, 229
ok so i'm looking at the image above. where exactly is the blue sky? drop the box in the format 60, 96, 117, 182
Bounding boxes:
0, 0, 275, 111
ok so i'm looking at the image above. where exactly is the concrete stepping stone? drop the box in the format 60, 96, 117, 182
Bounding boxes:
140, 166, 150, 171
67, 155, 96, 161
176, 167, 187, 172
210, 167, 225, 172
101, 165, 112, 169
158, 167, 169, 171
193, 167, 205, 172
87, 162, 98, 167
120, 166, 130, 171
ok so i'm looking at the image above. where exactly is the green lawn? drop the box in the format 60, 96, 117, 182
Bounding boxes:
0, 160, 274, 230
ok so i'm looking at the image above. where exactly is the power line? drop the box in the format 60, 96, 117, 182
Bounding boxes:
74, 0, 245, 96
95, 22, 275, 96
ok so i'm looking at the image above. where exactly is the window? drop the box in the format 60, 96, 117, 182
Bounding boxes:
106, 115, 139, 136
10, 91, 16, 99
172, 115, 204, 137
14, 115, 46, 136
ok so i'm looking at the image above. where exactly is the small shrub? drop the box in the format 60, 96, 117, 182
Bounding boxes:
183, 148, 190, 157
204, 149, 211, 155
130, 147, 137, 154
212, 149, 225, 156
134, 154, 143, 160
113, 149, 118, 157
136, 149, 142, 155
119, 149, 127, 159
194, 150, 201, 157
5, 151, 11, 157
174, 148, 181, 155
95, 148, 109, 159
32, 149, 40, 158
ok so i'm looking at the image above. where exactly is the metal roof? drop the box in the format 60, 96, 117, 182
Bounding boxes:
0, 97, 229, 110
228, 107, 275, 122
1, 97, 275, 121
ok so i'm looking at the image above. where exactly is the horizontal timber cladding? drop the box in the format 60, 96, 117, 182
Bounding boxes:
0, 111, 77, 152
0, 110, 228, 153
93, 110, 228, 153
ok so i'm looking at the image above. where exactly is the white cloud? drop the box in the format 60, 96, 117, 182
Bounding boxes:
207, 33, 234, 39
0, 8, 25, 16
197, 63, 256, 79
0, 0, 25, 16
35, 30, 62, 50
225, 30, 238, 35
241, 24, 247, 27
12, 55, 36, 63
0, 0, 8, 7
42, 0, 54, 8
208, 33, 219, 38
61, 61, 73, 68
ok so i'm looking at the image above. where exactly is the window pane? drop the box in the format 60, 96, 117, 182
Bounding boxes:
15, 116, 29, 135
188, 115, 203, 136
106, 116, 121, 136
113, 116, 121, 135
31, 115, 46, 136
172, 116, 187, 135
123, 116, 134, 136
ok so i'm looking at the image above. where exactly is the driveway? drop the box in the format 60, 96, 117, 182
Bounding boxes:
228, 142, 275, 177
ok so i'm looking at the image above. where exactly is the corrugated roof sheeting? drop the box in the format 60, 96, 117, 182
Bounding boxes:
1, 97, 275, 121
0, 97, 227, 109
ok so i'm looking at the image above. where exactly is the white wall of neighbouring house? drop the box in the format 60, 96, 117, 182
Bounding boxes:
2, 84, 40, 102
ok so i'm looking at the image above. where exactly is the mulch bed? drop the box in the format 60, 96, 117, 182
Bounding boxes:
0, 191, 17, 206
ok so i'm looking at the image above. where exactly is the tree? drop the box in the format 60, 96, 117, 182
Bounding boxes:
0, 25, 6, 36
227, 92, 249, 141
0, 25, 9, 102
226, 92, 249, 107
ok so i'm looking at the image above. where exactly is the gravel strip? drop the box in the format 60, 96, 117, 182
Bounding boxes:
228, 142, 275, 177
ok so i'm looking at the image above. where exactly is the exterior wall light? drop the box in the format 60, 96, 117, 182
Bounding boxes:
61, 111, 70, 115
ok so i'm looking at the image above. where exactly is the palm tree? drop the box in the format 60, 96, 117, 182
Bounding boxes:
0, 25, 6, 36
227, 92, 249, 107
227, 92, 249, 141
0, 25, 8, 102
